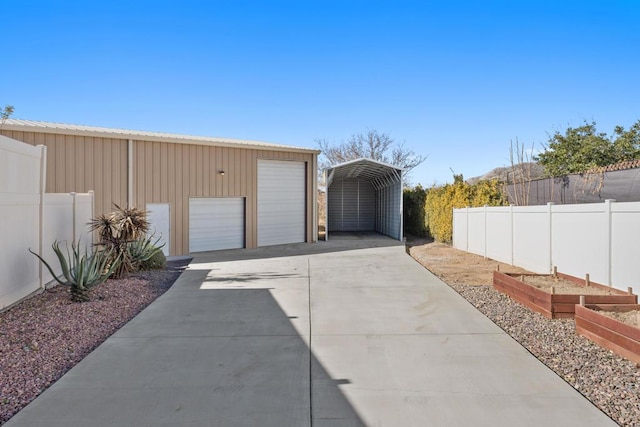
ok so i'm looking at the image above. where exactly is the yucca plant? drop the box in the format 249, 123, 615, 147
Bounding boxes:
88, 204, 151, 278
29, 241, 119, 302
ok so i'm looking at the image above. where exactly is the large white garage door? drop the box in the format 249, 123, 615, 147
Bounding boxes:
258, 159, 306, 246
189, 197, 245, 252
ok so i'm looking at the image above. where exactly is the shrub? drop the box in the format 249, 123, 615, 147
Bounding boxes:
142, 249, 167, 270
29, 241, 119, 302
403, 185, 429, 237
425, 177, 506, 243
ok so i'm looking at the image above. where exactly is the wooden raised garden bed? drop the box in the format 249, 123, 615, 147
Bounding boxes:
575, 304, 640, 365
492, 271, 637, 319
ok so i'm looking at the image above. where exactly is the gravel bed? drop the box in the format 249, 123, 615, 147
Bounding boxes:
0, 260, 189, 425
450, 283, 640, 426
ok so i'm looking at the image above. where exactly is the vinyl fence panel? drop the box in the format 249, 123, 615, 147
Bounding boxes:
453, 200, 640, 292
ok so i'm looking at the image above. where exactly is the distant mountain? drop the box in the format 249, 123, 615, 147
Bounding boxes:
466, 162, 544, 185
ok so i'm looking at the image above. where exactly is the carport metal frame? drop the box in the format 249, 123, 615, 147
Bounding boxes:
324, 158, 403, 241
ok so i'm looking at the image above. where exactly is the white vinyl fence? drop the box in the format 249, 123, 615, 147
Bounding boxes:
453, 200, 640, 292
0, 135, 94, 309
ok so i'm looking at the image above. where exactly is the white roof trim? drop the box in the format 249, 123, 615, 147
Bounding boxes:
2, 119, 320, 154
325, 158, 403, 184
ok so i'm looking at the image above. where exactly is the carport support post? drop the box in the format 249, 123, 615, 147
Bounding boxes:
37, 145, 47, 290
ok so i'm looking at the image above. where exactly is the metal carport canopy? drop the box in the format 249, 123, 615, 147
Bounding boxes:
325, 158, 403, 241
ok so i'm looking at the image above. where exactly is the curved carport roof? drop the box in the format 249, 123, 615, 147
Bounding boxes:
325, 158, 403, 241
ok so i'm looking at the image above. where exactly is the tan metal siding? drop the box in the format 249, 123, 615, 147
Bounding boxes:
0, 130, 128, 217
1, 129, 316, 256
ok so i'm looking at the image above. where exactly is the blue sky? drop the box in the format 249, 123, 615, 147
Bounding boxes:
3, 1, 639, 186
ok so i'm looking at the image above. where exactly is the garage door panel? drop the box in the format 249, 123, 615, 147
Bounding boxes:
189, 198, 245, 252
258, 160, 306, 247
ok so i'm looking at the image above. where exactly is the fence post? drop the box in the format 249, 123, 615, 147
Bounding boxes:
37, 145, 47, 290
71, 192, 77, 243
605, 199, 615, 287
547, 202, 554, 274
510, 204, 514, 266
465, 206, 469, 252
88, 190, 95, 253
484, 205, 488, 258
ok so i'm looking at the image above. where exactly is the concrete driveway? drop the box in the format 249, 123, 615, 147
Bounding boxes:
6, 234, 614, 426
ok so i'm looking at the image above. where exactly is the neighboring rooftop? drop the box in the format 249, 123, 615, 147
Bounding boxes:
586, 159, 640, 174
1, 119, 319, 154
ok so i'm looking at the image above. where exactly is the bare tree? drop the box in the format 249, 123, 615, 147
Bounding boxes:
316, 129, 427, 185
505, 138, 535, 206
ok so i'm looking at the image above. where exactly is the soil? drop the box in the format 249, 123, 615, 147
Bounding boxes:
407, 237, 530, 285
522, 275, 622, 295
600, 310, 640, 328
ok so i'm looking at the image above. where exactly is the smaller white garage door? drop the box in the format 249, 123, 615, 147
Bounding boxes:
189, 198, 245, 252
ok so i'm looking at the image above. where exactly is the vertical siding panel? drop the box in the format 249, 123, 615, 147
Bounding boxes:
97, 137, 105, 213
54, 134, 66, 192
182, 145, 190, 253
45, 134, 56, 192
111, 139, 121, 205
160, 142, 169, 202
167, 143, 176, 254
215, 146, 223, 195
135, 142, 145, 209
102, 138, 113, 212
74, 136, 85, 192
233, 149, 241, 195
144, 141, 153, 204
152, 142, 161, 202
120, 139, 128, 207
208, 146, 216, 196
202, 146, 210, 196
84, 137, 95, 195
222, 148, 229, 196
188, 145, 196, 196
174, 145, 183, 255
195, 145, 203, 196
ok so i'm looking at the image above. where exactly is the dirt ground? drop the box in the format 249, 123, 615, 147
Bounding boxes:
406, 237, 530, 286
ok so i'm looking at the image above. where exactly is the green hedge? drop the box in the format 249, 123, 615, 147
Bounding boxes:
403, 185, 429, 237
425, 177, 506, 243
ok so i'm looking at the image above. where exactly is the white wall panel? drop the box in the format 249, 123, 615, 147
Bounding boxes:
466, 208, 486, 256
611, 202, 640, 290
486, 207, 511, 264
512, 206, 549, 273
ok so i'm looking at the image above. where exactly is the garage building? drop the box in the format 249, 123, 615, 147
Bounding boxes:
1, 119, 319, 256
325, 158, 403, 241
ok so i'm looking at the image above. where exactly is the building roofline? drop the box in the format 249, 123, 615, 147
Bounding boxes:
2, 119, 321, 154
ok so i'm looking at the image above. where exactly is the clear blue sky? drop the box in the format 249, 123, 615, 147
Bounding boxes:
3, 1, 639, 186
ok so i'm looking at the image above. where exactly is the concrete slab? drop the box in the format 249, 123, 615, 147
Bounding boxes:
5, 235, 616, 426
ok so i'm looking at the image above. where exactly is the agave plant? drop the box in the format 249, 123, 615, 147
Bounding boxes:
29, 241, 119, 302
127, 234, 166, 271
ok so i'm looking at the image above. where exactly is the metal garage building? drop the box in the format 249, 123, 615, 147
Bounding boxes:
325, 158, 403, 241
1, 119, 319, 256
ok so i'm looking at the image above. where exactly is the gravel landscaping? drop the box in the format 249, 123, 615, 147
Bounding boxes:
0, 259, 189, 425
409, 239, 640, 427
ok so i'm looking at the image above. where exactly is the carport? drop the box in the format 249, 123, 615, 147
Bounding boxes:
324, 158, 403, 241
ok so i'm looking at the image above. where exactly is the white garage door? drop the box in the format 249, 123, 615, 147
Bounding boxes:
189, 198, 245, 252
258, 159, 306, 246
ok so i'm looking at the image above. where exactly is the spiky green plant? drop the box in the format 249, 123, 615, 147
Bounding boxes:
127, 235, 166, 271
29, 241, 119, 302
88, 204, 151, 278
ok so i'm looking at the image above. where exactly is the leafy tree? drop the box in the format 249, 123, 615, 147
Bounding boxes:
536, 120, 640, 177
316, 129, 427, 184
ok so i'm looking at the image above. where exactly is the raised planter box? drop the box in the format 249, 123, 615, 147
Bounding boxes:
492, 271, 637, 319
575, 304, 640, 365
